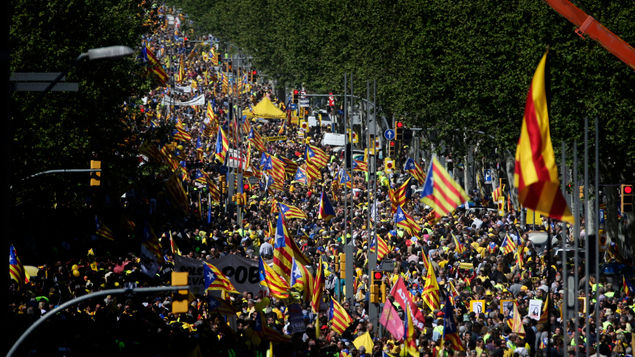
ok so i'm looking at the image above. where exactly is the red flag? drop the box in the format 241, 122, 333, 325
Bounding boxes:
379, 300, 404, 340
389, 277, 426, 329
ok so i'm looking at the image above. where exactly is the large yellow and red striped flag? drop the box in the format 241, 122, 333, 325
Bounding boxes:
514, 51, 573, 224
329, 297, 352, 335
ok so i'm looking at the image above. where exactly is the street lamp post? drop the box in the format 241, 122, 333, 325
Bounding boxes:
39, 45, 135, 96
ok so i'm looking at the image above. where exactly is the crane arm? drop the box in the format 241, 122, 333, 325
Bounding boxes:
544, 0, 635, 70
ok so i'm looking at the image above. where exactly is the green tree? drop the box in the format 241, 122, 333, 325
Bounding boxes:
9, 0, 157, 259
175, 0, 633, 182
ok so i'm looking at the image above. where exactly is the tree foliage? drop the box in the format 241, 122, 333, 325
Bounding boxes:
9, 0, 157, 258
173, 0, 633, 181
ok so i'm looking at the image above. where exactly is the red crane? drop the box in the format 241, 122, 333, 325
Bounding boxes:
544, 0, 635, 69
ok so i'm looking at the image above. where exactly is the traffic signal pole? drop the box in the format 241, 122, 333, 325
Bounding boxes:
7, 285, 189, 357
366, 80, 379, 334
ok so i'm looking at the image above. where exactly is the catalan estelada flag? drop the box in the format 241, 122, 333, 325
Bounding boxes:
272, 212, 303, 279
352, 159, 368, 172
394, 205, 421, 236
9, 244, 27, 287
452, 233, 466, 254
500, 233, 518, 255
247, 127, 265, 152
262, 154, 285, 191
404, 158, 426, 184
204, 262, 238, 294
623, 275, 633, 296
389, 178, 410, 213
306, 144, 329, 168
420, 157, 469, 219
259, 257, 289, 299
214, 126, 229, 164
194, 169, 208, 185
338, 169, 352, 189
278, 203, 307, 220
442, 294, 465, 351
206, 101, 216, 125
318, 191, 336, 222
329, 297, 352, 335
292, 167, 308, 185
514, 51, 573, 224
370, 234, 389, 261
141, 44, 168, 85
290, 257, 313, 301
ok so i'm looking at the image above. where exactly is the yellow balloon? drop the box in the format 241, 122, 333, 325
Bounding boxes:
72, 270, 80, 277
177, 145, 184, 151
72, 264, 79, 271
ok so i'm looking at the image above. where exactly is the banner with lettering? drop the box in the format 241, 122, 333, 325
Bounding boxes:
389, 276, 426, 328
209, 254, 260, 295
174, 255, 205, 296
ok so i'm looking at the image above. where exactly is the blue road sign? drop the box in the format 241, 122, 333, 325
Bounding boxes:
384, 129, 395, 141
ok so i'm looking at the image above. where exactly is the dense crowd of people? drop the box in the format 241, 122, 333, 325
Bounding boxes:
8, 6, 635, 357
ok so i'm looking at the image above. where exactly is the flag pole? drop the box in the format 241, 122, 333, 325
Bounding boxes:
366, 79, 378, 334
573, 139, 580, 356
561, 141, 569, 352
594, 117, 600, 357
583, 116, 590, 357
546, 218, 552, 354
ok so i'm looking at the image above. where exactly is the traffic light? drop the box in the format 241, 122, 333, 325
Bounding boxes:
171, 271, 190, 314
370, 284, 379, 304
621, 184, 633, 213
387, 141, 395, 158
395, 121, 404, 141
371, 271, 384, 285
251, 70, 257, 81
370, 271, 383, 304
339, 253, 346, 279
90, 160, 101, 186
380, 280, 386, 303
293, 89, 299, 104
